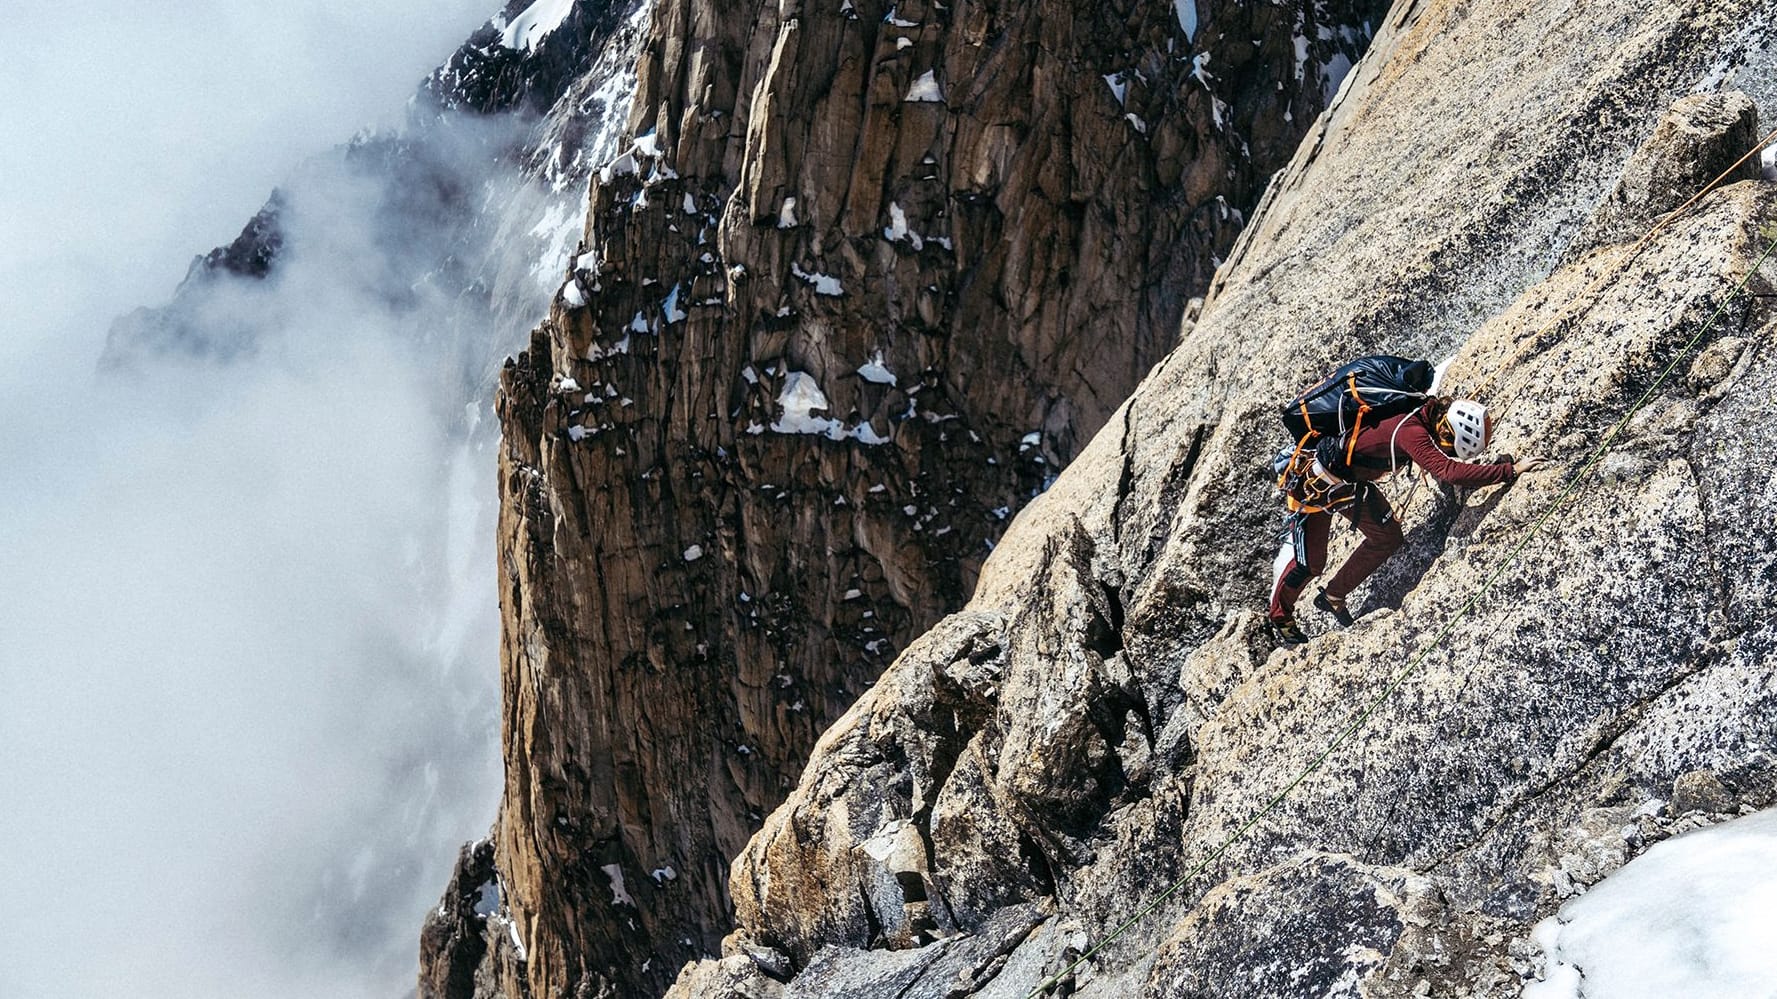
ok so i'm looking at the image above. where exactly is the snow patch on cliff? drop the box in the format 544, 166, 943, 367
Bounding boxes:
501, 0, 576, 52
857, 352, 897, 385
1525, 808, 1777, 998
1104, 72, 1129, 106
530, 200, 583, 285
884, 202, 921, 249
772, 372, 887, 445
905, 71, 943, 102
1174, 0, 1197, 41
601, 863, 637, 908
790, 261, 844, 296
773, 372, 835, 435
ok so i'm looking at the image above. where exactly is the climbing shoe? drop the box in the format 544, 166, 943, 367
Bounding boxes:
1314, 590, 1354, 627
1269, 615, 1308, 646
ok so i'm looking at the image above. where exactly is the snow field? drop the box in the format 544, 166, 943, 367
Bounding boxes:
500, 0, 576, 52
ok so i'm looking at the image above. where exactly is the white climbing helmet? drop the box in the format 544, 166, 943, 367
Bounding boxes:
1444, 399, 1491, 459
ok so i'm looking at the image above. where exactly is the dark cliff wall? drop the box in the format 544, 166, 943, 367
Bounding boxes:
474, 0, 1387, 996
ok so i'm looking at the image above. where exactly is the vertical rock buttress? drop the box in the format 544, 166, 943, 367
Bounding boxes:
477, 0, 1387, 995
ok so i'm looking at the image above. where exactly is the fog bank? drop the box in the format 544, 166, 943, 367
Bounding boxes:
0, 3, 526, 996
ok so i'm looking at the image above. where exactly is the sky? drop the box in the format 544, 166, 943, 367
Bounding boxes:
0, 2, 521, 996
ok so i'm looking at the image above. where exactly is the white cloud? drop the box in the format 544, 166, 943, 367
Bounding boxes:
0, 2, 514, 997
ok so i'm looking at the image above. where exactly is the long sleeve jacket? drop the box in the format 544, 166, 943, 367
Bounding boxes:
1343, 411, 1515, 488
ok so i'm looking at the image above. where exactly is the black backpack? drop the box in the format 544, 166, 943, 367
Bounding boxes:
1281, 355, 1433, 452
1274, 356, 1434, 499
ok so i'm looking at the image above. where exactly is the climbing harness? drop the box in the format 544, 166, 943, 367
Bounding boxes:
1276, 397, 1422, 525
1026, 127, 1777, 999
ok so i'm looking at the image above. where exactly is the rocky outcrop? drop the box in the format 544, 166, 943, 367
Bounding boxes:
422, 840, 503, 999
425, 0, 641, 117
104, 0, 647, 379
1566, 90, 1764, 261
478, 0, 1388, 996
668, 2, 1777, 996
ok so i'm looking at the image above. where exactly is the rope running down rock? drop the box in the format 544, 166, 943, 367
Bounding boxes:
1026, 132, 1777, 999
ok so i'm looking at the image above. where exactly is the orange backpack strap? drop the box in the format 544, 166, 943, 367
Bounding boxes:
1344, 373, 1370, 464
1277, 431, 1318, 490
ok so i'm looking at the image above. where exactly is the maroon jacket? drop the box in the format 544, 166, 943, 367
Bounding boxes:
1341, 410, 1515, 488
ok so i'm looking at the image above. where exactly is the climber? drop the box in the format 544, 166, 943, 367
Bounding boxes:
1267, 396, 1543, 645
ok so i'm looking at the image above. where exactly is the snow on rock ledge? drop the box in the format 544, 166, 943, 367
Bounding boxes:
904, 70, 943, 103
772, 371, 834, 435
501, 0, 577, 52
772, 372, 888, 444
1526, 808, 1777, 999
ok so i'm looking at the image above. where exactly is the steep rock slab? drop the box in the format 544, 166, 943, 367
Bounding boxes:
693, 1, 1777, 995
487, 0, 1386, 996
1186, 189, 1776, 874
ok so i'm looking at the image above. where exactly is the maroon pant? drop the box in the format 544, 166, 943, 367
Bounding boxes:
1268, 487, 1403, 621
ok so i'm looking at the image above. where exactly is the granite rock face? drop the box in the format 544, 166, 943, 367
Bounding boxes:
476, 0, 1387, 996
1566, 89, 1764, 261
670, 2, 1777, 996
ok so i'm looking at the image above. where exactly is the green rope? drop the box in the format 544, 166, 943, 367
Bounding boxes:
1026, 223, 1777, 998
